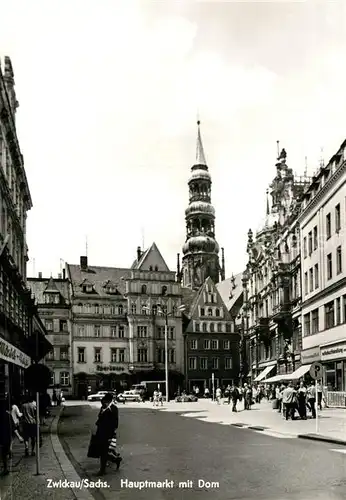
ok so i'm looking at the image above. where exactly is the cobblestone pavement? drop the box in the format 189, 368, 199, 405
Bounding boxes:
0, 408, 75, 500
58, 403, 346, 500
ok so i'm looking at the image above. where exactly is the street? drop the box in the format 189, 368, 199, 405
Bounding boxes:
58, 403, 346, 500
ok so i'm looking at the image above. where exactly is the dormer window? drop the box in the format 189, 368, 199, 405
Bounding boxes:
208, 308, 213, 317
82, 284, 93, 293
149, 266, 153, 271
155, 266, 158, 271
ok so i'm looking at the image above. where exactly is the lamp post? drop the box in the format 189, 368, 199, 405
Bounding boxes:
144, 304, 185, 403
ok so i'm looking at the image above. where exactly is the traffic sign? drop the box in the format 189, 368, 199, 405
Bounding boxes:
310, 362, 323, 380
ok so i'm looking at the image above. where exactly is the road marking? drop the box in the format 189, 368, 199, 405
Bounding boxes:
330, 448, 346, 454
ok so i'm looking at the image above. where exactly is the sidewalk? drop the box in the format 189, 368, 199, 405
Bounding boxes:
0, 407, 75, 500
156, 399, 346, 445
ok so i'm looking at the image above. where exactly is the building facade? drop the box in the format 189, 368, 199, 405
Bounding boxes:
244, 147, 311, 383
67, 243, 185, 398
299, 140, 346, 405
28, 272, 72, 396
180, 121, 225, 290
0, 56, 51, 401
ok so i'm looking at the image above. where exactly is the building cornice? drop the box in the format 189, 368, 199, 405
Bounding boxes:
298, 161, 346, 224
302, 276, 346, 309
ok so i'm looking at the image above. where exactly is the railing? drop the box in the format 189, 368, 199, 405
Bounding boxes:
326, 391, 346, 408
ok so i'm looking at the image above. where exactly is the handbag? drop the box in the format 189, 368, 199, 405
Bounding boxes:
87, 434, 101, 458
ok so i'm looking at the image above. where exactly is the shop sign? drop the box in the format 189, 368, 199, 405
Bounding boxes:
0, 337, 31, 368
320, 342, 346, 362
301, 347, 320, 364
96, 365, 125, 372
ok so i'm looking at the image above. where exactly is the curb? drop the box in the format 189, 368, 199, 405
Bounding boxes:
50, 406, 94, 500
297, 433, 346, 446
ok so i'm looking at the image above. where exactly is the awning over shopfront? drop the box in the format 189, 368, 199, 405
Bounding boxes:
264, 364, 312, 383
254, 365, 275, 382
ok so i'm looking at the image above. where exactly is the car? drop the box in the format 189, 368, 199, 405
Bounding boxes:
118, 390, 142, 402
115, 393, 126, 404
87, 391, 111, 402
175, 394, 198, 403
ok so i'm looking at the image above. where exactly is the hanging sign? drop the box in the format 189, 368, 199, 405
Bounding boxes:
0, 337, 30, 368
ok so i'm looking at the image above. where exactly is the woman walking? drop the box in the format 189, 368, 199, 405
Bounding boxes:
95, 393, 120, 475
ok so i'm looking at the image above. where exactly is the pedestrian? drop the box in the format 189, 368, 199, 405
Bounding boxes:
230, 384, 239, 412
245, 385, 252, 410
158, 391, 163, 406
0, 400, 12, 476
9, 399, 24, 453
297, 381, 307, 420
316, 381, 323, 410
94, 393, 120, 475
21, 396, 38, 457
153, 390, 159, 406
224, 385, 231, 405
306, 382, 316, 419
52, 390, 57, 407
215, 387, 222, 405
282, 382, 297, 420
204, 387, 210, 399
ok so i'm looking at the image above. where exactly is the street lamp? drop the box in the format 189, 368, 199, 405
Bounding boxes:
143, 303, 185, 402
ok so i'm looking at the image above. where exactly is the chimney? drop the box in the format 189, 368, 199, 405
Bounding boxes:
62, 268, 66, 280
38, 272, 42, 279
137, 246, 141, 262
80, 256, 88, 271
58, 273, 62, 279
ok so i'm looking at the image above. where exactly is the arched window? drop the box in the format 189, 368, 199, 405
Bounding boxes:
208, 308, 213, 317
162, 286, 167, 296
202, 323, 207, 332
85, 304, 91, 313
95, 304, 99, 314
149, 266, 153, 271
215, 308, 220, 317
155, 266, 158, 271
118, 304, 123, 315
141, 285, 147, 294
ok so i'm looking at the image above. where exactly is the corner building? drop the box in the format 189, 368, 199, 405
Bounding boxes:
299, 140, 346, 406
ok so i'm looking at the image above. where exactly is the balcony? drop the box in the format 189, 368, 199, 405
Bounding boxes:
272, 302, 291, 322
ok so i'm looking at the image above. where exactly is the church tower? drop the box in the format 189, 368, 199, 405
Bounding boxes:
181, 121, 222, 289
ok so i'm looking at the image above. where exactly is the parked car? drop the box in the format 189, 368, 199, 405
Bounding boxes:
175, 394, 198, 403
116, 393, 126, 404
118, 390, 142, 402
87, 391, 110, 402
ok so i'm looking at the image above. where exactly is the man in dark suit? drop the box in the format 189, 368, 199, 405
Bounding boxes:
95, 393, 120, 475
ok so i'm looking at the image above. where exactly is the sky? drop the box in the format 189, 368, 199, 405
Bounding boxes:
1, 0, 346, 279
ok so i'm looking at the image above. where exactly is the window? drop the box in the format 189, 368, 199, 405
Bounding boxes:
94, 325, 101, 337
212, 357, 219, 370
327, 253, 333, 280
190, 340, 197, 350
335, 203, 341, 232
172, 305, 176, 316
208, 308, 213, 317
60, 320, 68, 332
119, 349, 125, 362
168, 327, 174, 340
111, 305, 116, 315
336, 298, 341, 325
95, 304, 99, 314
226, 324, 231, 333
59, 372, 70, 387
168, 349, 175, 363
152, 305, 157, 315
77, 325, 85, 337
337, 246, 342, 275
223, 340, 230, 350
343, 295, 346, 324
311, 309, 319, 334
304, 313, 310, 336
304, 272, 308, 294
313, 226, 318, 250
141, 304, 147, 315
326, 213, 331, 239
314, 264, 319, 289
195, 322, 200, 332
78, 303, 83, 312
137, 326, 147, 338
111, 348, 117, 362
200, 358, 208, 370
94, 347, 101, 362
202, 323, 207, 332
211, 339, 219, 349
225, 358, 232, 369
218, 323, 222, 333
210, 323, 215, 333
118, 305, 123, 315
162, 286, 167, 296
309, 268, 314, 293
204, 339, 211, 349
149, 266, 153, 271
303, 237, 307, 258
215, 308, 220, 317
50, 372, 55, 386
325, 301, 335, 329
78, 347, 85, 363
119, 325, 125, 338
137, 349, 148, 362
308, 231, 312, 255
154, 266, 158, 271
60, 347, 68, 360
141, 285, 147, 294
47, 350, 54, 360
111, 326, 117, 337
200, 308, 205, 317
131, 303, 137, 314
189, 357, 197, 370
161, 305, 167, 315
45, 320, 53, 331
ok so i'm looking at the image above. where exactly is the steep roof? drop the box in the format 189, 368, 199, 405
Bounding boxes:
27, 278, 70, 305
66, 264, 131, 298
132, 242, 170, 272
44, 277, 60, 293
216, 272, 244, 312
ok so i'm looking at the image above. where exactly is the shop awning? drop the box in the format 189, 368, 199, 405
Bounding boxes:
287, 364, 311, 380
254, 365, 275, 382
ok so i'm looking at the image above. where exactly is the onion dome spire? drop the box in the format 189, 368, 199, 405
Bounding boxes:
196, 120, 207, 166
